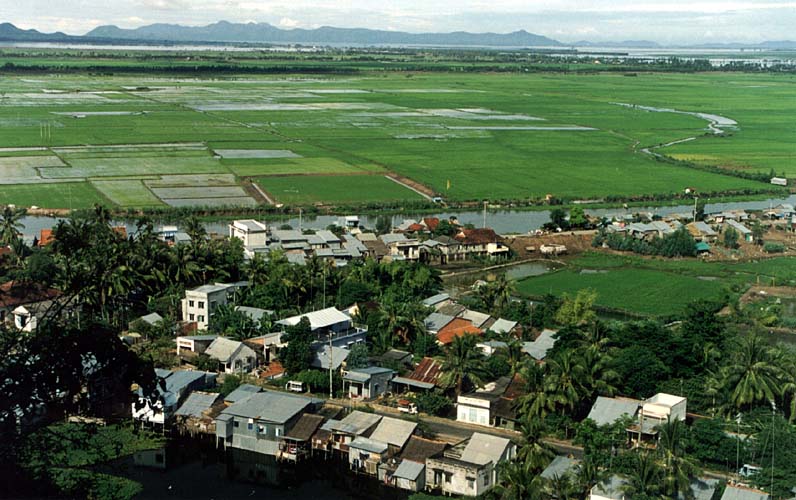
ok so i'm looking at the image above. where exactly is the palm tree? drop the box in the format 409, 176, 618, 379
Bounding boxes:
658, 417, 698, 498
719, 333, 784, 411
573, 458, 607, 498
516, 418, 555, 472
493, 461, 543, 500
544, 350, 588, 413
439, 333, 488, 396
623, 451, 664, 498
517, 360, 556, 420
0, 205, 25, 246
545, 471, 576, 500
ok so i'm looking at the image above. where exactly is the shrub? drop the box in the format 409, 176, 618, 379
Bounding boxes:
764, 242, 785, 253
412, 392, 453, 416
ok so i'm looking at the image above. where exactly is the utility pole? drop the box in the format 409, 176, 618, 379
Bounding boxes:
483, 200, 487, 229
771, 400, 776, 496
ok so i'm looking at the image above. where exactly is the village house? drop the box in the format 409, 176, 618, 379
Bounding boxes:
436, 317, 483, 345
311, 344, 350, 372
343, 366, 395, 400
586, 396, 641, 427
277, 413, 325, 463
0, 280, 67, 333
725, 219, 754, 243
132, 369, 216, 427
422, 293, 453, 310
392, 357, 444, 393
329, 410, 383, 454
541, 455, 579, 483
223, 384, 263, 405
228, 219, 268, 257
687, 221, 719, 243
522, 328, 559, 361
276, 306, 367, 348
204, 336, 259, 374
421, 235, 463, 264
380, 233, 421, 261
425, 432, 516, 497
454, 228, 509, 258
181, 281, 248, 330
176, 334, 218, 356
456, 377, 512, 427
173, 391, 224, 436
349, 417, 416, 474
720, 484, 770, 500
627, 393, 687, 447
215, 391, 322, 457
380, 436, 448, 492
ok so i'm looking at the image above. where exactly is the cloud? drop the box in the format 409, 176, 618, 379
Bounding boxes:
278, 17, 300, 28
137, 0, 188, 10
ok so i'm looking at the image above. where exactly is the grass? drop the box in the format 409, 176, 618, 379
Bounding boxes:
0, 70, 793, 207
517, 252, 796, 316
91, 180, 164, 207
0, 182, 109, 208
257, 174, 424, 204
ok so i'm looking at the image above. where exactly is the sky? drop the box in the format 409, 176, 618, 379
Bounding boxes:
3, 0, 796, 45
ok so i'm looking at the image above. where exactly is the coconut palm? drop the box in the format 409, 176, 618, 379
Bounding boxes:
493, 460, 543, 500
573, 458, 608, 498
516, 418, 555, 472
517, 360, 556, 420
719, 333, 784, 411
544, 350, 589, 413
623, 451, 664, 498
439, 333, 488, 396
0, 205, 25, 247
545, 471, 576, 500
658, 417, 698, 498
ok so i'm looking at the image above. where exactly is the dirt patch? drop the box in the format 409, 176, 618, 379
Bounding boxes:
506, 232, 595, 259
384, 173, 435, 198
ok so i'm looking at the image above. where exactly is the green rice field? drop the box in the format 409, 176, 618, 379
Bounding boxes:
0, 65, 793, 208
516, 253, 796, 317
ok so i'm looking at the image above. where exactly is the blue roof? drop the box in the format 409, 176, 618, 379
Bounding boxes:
224, 383, 262, 403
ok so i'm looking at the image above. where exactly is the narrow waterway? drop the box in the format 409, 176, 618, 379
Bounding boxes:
16, 193, 796, 241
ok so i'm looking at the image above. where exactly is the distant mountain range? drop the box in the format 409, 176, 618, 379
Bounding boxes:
1, 21, 795, 50
85, 21, 562, 47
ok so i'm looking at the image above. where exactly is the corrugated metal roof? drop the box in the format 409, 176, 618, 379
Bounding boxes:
223, 383, 262, 403
540, 456, 579, 480
344, 367, 394, 382
726, 219, 752, 235
406, 357, 443, 386
391, 377, 435, 390
460, 433, 511, 466
192, 284, 228, 294
175, 392, 219, 418
586, 396, 640, 426
139, 312, 164, 325
721, 485, 770, 500
400, 436, 447, 462
205, 337, 247, 364
219, 391, 315, 423
522, 329, 558, 360
311, 345, 350, 370
424, 313, 455, 332
332, 410, 382, 435
380, 233, 410, 245
460, 309, 492, 328
369, 417, 416, 448
683, 478, 720, 500
277, 307, 351, 330
284, 413, 325, 441
235, 306, 273, 322
350, 436, 388, 454
422, 293, 450, 306
393, 460, 425, 481
489, 318, 518, 334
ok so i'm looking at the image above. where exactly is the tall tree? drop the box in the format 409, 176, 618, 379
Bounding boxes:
0, 205, 25, 247
719, 333, 784, 411
439, 333, 488, 396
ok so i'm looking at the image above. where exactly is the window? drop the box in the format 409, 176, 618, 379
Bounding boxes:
188, 300, 195, 308
233, 421, 239, 428
189, 314, 195, 321
444, 472, 452, 484
198, 315, 205, 322
257, 424, 265, 434
247, 422, 253, 430
484, 473, 490, 486
469, 408, 477, 423
466, 477, 475, 490
198, 301, 205, 309
275, 428, 281, 437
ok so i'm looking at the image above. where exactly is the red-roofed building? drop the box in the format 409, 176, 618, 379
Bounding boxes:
38, 229, 54, 247
422, 218, 440, 232
112, 226, 128, 239
436, 318, 483, 345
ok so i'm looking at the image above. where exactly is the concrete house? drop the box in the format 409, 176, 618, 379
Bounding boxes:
181, 282, 248, 330
456, 377, 512, 427
425, 432, 516, 497
330, 410, 382, 452
380, 233, 421, 261
454, 228, 509, 258
176, 334, 218, 356
627, 393, 687, 446
132, 369, 216, 426
382, 436, 447, 492
277, 306, 367, 348
204, 337, 258, 374
343, 367, 395, 400
586, 396, 641, 427
229, 219, 268, 257
215, 391, 321, 457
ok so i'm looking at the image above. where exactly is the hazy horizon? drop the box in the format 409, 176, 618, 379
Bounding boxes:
3, 0, 796, 45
